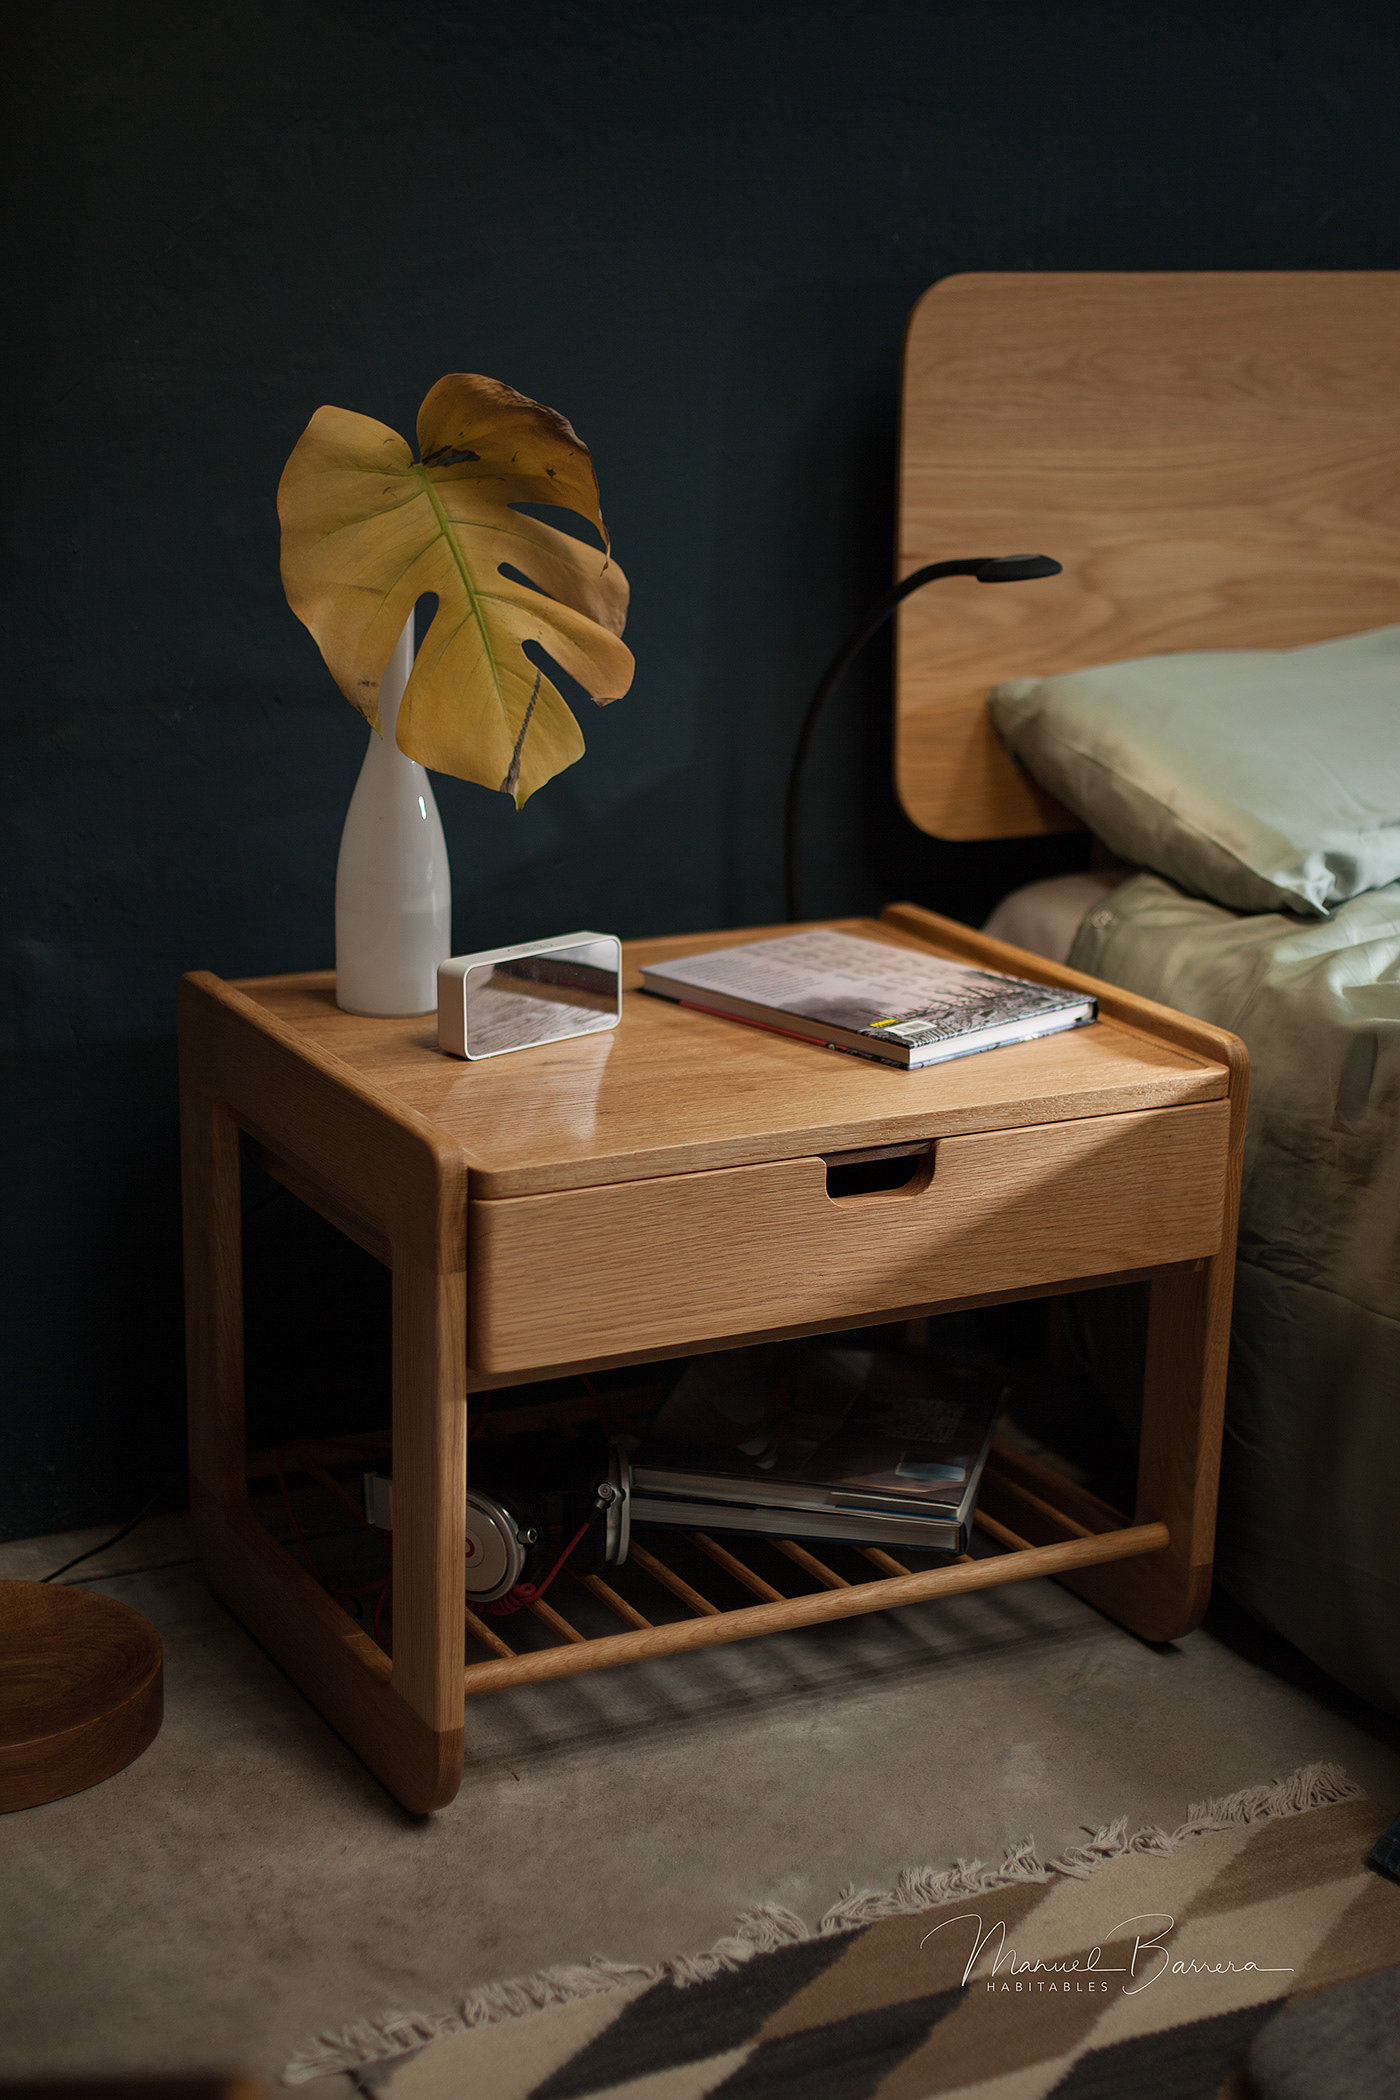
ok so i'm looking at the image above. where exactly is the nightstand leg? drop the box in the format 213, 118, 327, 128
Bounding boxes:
387, 1252, 467, 1803
1062, 1253, 1233, 1643
181, 1069, 469, 1813
181, 1087, 246, 1510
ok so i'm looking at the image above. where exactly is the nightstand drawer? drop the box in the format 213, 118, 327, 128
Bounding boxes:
468, 1100, 1228, 1373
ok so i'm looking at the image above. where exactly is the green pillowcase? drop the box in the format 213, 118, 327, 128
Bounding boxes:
989, 625, 1400, 917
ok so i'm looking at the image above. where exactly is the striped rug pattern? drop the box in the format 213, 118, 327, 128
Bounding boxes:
287, 1766, 1400, 2099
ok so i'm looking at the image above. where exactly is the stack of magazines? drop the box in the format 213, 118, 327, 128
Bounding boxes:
625, 1342, 1005, 1558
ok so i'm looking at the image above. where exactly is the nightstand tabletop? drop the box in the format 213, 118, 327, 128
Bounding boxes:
230, 911, 1228, 1198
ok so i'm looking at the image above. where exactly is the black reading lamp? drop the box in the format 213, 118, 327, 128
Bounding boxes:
783, 553, 1063, 923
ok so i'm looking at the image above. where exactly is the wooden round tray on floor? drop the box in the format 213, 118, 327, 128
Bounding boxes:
0, 1580, 163, 1812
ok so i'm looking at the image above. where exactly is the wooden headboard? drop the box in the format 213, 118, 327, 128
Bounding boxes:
894, 272, 1400, 840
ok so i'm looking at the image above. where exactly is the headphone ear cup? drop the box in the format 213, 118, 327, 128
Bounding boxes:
463, 1489, 541, 1601
604, 1440, 631, 1566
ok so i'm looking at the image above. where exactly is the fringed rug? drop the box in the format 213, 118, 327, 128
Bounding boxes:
286, 1765, 1400, 2099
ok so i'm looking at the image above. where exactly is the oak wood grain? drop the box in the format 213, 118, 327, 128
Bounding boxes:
193, 1487, 462, 1813
468, 1100, 1227, 1372
229, 915, 1227, 1199
179, 971, 471, 1810
457, 1262, 1171, 1392
576, 1571, 654, 1629
459, 1522, 1170, 1697
181, 908, 1245, 1796
625, 1540, 722, 1617
984, 1441, 1131, 1536
896, 271, 1400, 838
879, 904, 1250, 1083
389, 1258, 468, 1736
180, 973, 467, 1271
0, 1581, 163, 1813
884, 906, 1250, 1640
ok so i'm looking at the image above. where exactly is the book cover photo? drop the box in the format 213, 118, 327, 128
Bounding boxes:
639, 928, 1095, 1068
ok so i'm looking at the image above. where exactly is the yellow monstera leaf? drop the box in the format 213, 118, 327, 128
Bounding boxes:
277, 374, 634, 805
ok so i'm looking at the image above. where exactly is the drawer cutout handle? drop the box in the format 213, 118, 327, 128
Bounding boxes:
823, 1142, 933, 1199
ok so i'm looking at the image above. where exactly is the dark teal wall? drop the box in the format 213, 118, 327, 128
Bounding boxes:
5, 0, 1398, 1537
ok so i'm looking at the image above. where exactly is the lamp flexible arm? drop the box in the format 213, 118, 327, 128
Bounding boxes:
782, 553, 1061, 923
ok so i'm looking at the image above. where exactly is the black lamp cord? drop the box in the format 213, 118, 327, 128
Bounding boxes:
782, 553, 1062, 923
40, 1469, 186, 1583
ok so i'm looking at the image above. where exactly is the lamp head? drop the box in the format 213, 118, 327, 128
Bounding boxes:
973, 554, 1062, 582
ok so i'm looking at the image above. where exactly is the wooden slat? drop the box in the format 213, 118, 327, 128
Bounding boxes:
464, 1609, 517, 1660
459, 1522, 1170, 1697
626, 1539, 721, 1617
575, 1572, 653, 1631
983, 1440, 1129, 1537
528, 1597, 588, 1645
854, 1544, 976, 1574
974, 1509, 1036, 1553
857, 1546, 914, 1577
687, 1533, 785, 1603
774, 1540, 850, 1590
979, 1469, 1096, 1542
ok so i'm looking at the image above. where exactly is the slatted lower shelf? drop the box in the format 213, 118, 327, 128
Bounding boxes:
458, 1508, 1170, 1697
244, 1437, 1170, 1704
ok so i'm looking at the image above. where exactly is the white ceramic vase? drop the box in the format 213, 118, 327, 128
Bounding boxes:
334, 611, 452, 1016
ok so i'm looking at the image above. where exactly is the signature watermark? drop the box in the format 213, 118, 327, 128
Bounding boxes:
920, 1913, 1295, 1998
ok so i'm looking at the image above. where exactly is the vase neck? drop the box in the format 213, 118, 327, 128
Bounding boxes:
378, 609, 416, 740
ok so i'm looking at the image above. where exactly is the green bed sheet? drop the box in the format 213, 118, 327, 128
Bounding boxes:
1068, 872, 1400, 1715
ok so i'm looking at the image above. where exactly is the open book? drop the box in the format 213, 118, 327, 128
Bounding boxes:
639, 928, 1095, 1069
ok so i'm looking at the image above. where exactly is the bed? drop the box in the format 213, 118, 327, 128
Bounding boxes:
896, 272, 1400, 1714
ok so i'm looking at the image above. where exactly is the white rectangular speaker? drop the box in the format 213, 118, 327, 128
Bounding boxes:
437, 931, 622, 1060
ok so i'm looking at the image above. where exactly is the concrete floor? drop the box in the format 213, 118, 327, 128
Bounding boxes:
3, 1510, 1398, 2091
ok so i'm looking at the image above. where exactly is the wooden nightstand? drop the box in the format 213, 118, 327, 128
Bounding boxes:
179, 904, 1246, 1812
